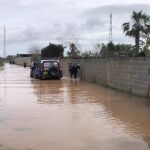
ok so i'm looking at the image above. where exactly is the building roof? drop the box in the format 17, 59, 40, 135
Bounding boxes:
17, 54, 32, 57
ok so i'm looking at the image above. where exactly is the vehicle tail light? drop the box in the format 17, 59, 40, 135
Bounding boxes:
41, 63, 44, 71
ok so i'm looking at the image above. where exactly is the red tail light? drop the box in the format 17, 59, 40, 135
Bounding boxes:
40, 64, 44, 71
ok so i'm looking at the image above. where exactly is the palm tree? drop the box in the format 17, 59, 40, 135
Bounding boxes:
122, 11, 150, 53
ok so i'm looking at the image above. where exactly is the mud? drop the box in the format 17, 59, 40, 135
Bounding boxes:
0, 64, 150, 150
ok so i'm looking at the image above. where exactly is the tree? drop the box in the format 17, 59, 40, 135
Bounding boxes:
92, 43, 101, 57
122, 11, 150, 54
81, 50, 92, 58
41, 43, 64, 58
67, 43, 80, 58
107, 42, 116, 57
140, 32, 150, 51
100, 43, 108, 57
28, 45, 41, 61
29, 45, 41, 54
100, 43, 135, 57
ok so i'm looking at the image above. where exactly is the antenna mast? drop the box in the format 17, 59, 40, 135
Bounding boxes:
3, 26, 6, 58
109, 14, 112, 43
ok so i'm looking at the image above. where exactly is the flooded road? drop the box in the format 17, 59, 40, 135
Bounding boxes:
0, 64, 150, 150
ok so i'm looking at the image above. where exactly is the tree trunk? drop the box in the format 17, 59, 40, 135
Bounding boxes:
135, 33, 140, 54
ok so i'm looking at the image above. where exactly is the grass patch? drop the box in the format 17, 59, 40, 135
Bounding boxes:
0, 59, 4, 67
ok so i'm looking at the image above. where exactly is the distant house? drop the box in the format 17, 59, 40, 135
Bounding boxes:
16, 53, 41, 61
14, 53, 32, 66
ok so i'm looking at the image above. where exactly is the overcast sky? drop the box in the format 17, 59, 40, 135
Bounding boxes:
0, 0, 150, 56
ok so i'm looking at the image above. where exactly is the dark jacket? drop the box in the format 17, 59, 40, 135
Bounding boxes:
72, 65, 80, 74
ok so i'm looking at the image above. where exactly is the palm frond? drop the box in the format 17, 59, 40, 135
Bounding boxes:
122, 22, 130, 32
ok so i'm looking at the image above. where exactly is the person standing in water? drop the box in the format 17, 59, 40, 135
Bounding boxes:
72, 63, 80, 79
24, 62, 27, 68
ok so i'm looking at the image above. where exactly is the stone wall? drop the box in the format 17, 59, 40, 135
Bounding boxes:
62, 58, 150, 98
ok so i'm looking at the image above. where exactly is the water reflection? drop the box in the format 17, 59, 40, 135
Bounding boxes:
32, 77, 150, 149
31, 80, 64, 105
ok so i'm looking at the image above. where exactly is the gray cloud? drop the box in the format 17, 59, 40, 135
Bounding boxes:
79, 4, 150, 43
86, 4, 150, 15
0, 1, 150, 56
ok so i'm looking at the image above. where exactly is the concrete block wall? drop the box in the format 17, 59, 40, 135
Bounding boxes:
13, 57, 150, 97
62, 58, 150, 98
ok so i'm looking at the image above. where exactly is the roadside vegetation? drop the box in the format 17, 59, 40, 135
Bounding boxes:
69, 11, 150, 58
122, 11, 150, 57
29, 11, 150, 59
0, 58, 4, 67
41, 43, 64, 58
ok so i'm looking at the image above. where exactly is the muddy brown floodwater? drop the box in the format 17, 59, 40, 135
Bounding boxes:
0, 64, 150, 150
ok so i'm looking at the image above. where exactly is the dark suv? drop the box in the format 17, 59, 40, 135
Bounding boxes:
30, 60, 63, 79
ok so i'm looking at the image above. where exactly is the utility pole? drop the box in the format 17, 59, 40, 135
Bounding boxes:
108, 14, 112, 43
3, 26, 6, 58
